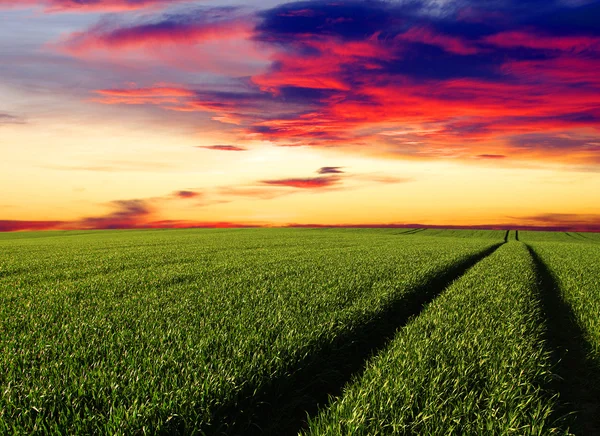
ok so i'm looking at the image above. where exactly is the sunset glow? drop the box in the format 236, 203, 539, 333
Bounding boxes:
1, 0, 599, 231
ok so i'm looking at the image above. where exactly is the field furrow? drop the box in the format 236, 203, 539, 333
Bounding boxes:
305, 242, 564, 435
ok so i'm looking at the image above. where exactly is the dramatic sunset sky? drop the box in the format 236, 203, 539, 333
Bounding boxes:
1, 0, 599, 231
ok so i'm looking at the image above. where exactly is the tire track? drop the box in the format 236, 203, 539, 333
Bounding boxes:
213, 242, 505, 435
400, 228, 425, 235
394, 228, 421, 235
526, 245, 600, 435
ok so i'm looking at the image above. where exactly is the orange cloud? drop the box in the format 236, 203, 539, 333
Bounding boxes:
196, 145, 248, 151
261, 176, 341, 189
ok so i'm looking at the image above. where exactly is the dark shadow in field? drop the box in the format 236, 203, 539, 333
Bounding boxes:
573, 232, 598, 243
400, 228, 425, 235
206, 242, 504, 435
527, 245, 600, 435
392, 228, 423, 235
515, 230, 519, 241
504, 230, 509, 242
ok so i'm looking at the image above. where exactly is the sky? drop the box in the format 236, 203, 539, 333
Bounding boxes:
1, 0, 599, 231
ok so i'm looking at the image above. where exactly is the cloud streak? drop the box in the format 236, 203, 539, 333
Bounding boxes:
0, 0, 195, 13
510, 213, 600, 232
60, 10, 251, 54
0, 220, 66, 232
173, 190, 201, 199
196, 145, 247, 151
317, 166, 344, 174
261, 176, 341, 189
0, 113, 25, 125
77, 199, 152, 230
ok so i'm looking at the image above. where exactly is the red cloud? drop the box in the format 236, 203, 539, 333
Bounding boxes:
0, 220, 65, 232
477, 154, 506, 159
173, 191, 200, 199
77, 199, 152, 230
64, 2, 600, 167
93, 86, 195, 105
59, 18, 251, 55
484, 31, 600, 53
0, 0, 193, 12
252, 38, 387, 94
196, 145, 247, 151
0, 196, 258, 232
127, 220, 259, 229
261, 176, 341, 189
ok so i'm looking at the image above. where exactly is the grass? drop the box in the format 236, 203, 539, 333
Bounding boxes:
304, 242, 564, 435
0, 228, 498, 434
525, 239, 600, 433
1, 228, 598, 434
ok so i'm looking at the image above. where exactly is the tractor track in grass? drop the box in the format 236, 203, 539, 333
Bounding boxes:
213, 242, 505, 435
527, 245, 600, 435
393, 228, 421, 235
400, 228, 425, 235
573, 232, 599, 244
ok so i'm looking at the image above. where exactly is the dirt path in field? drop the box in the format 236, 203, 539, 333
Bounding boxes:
527, 245, 600, 435
216, 242, 505, 435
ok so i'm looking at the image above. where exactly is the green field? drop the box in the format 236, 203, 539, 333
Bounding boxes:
1, 228, 599, 434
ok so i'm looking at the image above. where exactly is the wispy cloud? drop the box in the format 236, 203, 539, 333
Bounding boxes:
261, 176, 341, 189
77, 199, 152, 230
0, 113, 26, 125
196, 145, 247, 151
92, 86, 196, 105
317, 166, 344, 174
477, 154, 507, 160
509, 213, 600, 232
57, 7, 252, 53
173, 190, 201, 199
0, 0, 196, 13
0, 220, 65, 232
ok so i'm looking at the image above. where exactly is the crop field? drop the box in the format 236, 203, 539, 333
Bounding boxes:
1, 228, 599, 434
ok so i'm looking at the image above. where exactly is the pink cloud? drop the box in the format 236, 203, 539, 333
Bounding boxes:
484, 31, 600, 53
93, 86, 195, 105
59, 17, 252, 55
0, 0, 194, 13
